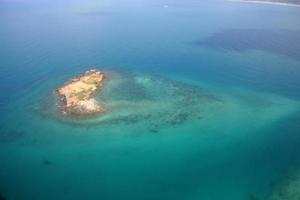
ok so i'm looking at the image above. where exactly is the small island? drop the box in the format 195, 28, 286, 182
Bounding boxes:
57, 69, 106, 116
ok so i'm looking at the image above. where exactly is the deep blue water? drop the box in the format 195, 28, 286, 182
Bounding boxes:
1, 0, 300, 199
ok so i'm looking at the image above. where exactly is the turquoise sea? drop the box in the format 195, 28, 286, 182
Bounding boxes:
1, 0, 300, 199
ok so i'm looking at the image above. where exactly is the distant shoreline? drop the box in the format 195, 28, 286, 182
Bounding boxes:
228, 0, 300, 7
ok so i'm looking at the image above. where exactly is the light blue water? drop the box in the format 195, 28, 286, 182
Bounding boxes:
1, 0, 300, 199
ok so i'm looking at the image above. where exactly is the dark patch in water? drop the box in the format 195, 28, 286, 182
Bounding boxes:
168, 113, 189, 125
248, 193, 260, 200
149, 128, 159, 133
194, 29, 300, 60
42, 159, 53, 166
100, 114, 153, 126
0, 194, 7, 200
0, 128, 25, 143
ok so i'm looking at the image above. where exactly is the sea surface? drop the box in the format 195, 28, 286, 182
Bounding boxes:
1, 0, 300, 199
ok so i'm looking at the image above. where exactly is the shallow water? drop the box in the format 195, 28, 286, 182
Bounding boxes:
1, 0, 300, 199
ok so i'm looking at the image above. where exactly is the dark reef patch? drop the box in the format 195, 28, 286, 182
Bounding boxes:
95, 73, 222, 129
149, 128, 159, 133
42, 159, 53, 166
194, 29, 300, 60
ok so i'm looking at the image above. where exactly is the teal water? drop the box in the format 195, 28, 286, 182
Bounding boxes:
1, 0, 300, 199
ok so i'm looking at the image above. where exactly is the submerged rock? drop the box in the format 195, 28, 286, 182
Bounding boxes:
42, 159, 53, 166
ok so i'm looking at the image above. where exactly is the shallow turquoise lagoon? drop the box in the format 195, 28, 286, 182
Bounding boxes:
0, 0, 300, 199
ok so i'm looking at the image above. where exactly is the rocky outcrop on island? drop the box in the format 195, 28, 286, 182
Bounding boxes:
57, 69, 105, 116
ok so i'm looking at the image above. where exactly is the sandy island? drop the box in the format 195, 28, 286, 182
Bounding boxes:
228, 0, 300, 7
57, 69, 106, 116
